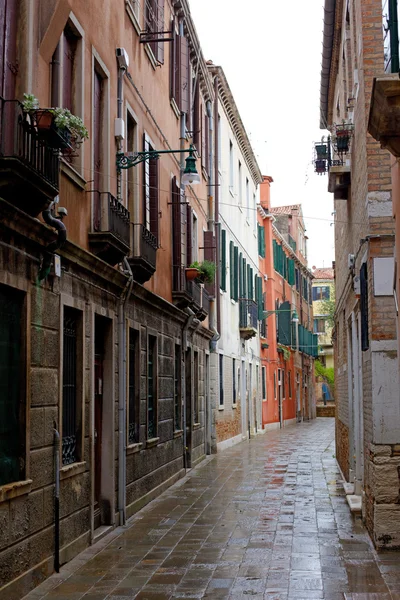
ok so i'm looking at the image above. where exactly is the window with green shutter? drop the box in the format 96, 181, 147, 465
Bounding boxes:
233, 246, 239, 301
273, 240, 278, 271
288, 259, 295, 286
242, 258, 247, 298
220, 229, 227, 291
239, 252, 243, 297
249, 267, 254, 300
229, 240, 234, 299
256, 276, 264, 320
258, 224, 265, 258
277, 300, 291, 346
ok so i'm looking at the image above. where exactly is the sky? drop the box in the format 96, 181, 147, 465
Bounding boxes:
190, 0, 335, 270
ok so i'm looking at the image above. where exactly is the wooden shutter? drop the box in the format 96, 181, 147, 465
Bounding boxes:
180, 34, 189, 114
170, 18, 176, 100
360, 262, 369, 351
247, 264, 251, 299
171, 176, 182, 288
186, 204, 192, 266
149, 153, 159, 243
193, 79, 200, 149
1, 0, 18, 100
229, 241, 234, 299
278, 301, 291, 346
233, 246, 239, 301
257, 276, 264, 320
239, 252, 243, 298
63, 28, 77, 111
93, 71, 102, 230
204, 230, 215, 297
242, 258, 247, 298
156, 0, 165, 64
220, 229, 226, 291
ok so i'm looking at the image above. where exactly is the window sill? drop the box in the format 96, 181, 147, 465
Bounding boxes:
232, 403, 237, 409
193, 422, 201, 430
0, 479, 32, 503
125, 0, 141, 35
145, 44, 158, 70
126, 442, 142, 455
60, 461, 86, 480
174, 429, 183, 438
145, 437, 160, 448
60, 159, 86, 190
218, 405, 224, 411
231, 299, 236, 305
170, 97, 181, 119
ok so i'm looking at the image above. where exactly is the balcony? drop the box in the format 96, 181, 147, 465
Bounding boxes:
128, 224, 157, 283
172, 266, 201, 310
196, 288, 210, 322
0, 98, 59, 216
328, 162, 351, 200
369, 74, 400, 157
88, 192, 130, 266
239, 298, 258, 340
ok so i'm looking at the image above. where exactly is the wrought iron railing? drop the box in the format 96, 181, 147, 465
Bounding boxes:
239, 298, 258, 329
202, 288, 210, 315
133, 223, 157, 266
173, 265, 201, 307
186, 278, 201, 307
0, 97, 59, 189
93, 192, 130, 247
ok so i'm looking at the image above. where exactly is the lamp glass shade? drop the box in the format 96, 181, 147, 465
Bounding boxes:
182, 171, 201, 186
291, 310, 299, 323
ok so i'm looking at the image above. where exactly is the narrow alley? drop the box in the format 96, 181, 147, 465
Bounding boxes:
21, 419, 400, 600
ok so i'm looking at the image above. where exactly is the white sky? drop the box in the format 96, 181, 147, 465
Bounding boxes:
190, 0, 335, 270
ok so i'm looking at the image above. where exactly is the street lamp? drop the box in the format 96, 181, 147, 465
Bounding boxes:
262, 308, 299, 323
292, 310, 299, 323
116, 144, 200, 187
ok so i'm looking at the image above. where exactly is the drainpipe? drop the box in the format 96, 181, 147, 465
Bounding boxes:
39, 201, 67, 280
351, 311, 362, 496
118, 258, 134, 526
53, 425, 60, 573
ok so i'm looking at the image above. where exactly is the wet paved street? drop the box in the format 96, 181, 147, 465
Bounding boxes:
24, 418, 400, 600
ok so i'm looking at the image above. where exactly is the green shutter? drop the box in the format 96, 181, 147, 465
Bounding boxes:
242, 258, 247, 298
247, 264, 251, 299
288, 259, 295, 286
233, 246, 239, 301
229, 240, 234, 299
239, 252, 243, 298
249, 267, 254, 300
261, 226, 265, 258
221, 229, 226, 291
257, 224, 261, 256
273, 240, 278, 271
257, 276, 264, 320
277, 300, 291, 346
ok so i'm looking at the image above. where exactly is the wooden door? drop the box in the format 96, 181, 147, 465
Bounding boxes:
94, 352, 103, 528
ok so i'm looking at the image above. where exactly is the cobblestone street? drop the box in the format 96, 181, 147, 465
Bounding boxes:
22, 419, 400, 600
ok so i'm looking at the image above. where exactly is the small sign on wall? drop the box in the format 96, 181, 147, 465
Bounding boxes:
373, 257, 394, 296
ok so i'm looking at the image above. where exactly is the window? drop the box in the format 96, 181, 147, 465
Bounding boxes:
174, 345, 181, 430
128, 329, 139, 444
229, 240, 234, 300
232, 358, 236, 404
144, 0, 165, 63
274, 371, 277, 399
238, 161, 242, 207
233, 246, 239, 301
246, 178, 250, 221
282, 369, 285, 399
194, 351, 199, 423
217, 115, 221, 171
313, 318, 326, 334
219, 354, 224, 406
170, 21, 190, 114
147, 335, 158, 438
262, 367, 267, 400
229, 141, 234, 193
93, 68, 104, 231
288, 370, 292, 398
62, 307, 83, 466
258, 224, 265, 258
383, 0, 399, 73
312, 286, 330, 301
0, 285, 26, 486
144, 134, 159, 242
220, 228, 227, 291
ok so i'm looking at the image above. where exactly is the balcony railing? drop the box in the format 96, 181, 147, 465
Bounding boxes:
239, 298, 258, 330
202, 288, 210, 316
89, 192, 130, 265
172, 265, 201, 310
0, 98, 59, 215
133, 223, 157, 267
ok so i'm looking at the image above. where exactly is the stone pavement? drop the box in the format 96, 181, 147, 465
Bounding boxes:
22, 418, 400, 600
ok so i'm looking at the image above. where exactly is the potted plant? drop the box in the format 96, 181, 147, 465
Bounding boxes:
22, 93, 54, 130
185, 266, 200, 281
188, 260, 216, 284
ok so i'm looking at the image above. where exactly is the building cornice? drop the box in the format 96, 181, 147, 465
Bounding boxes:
320, 0, 343, 128
207, 64, 263, 187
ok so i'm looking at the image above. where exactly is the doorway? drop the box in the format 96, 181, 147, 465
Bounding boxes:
185, 347, 192, 468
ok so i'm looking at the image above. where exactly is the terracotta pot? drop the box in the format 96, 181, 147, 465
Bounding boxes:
35, 109, 54, 130
185, 268, 200, 281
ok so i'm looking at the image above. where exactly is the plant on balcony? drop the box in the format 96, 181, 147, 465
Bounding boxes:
189, 260, 216, 284
22, 94, 89, 150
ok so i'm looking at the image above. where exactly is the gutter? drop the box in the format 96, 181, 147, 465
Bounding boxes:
320, 0, 336, 128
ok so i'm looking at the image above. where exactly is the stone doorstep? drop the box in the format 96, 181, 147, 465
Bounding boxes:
343, 482, 355, 495
347, 494, 362, 513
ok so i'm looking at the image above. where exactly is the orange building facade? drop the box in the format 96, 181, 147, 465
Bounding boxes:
258, 177, 317, 430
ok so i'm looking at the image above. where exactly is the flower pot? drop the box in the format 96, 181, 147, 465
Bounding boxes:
185, 267, 200, 281
34, 109, 54, 130
336, 133, 350, 153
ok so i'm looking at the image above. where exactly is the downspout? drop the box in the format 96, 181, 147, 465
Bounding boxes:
213, 75, 221, 337
206, 99, 218, 341
39, 201, 67, 280
118, 257, 134, 526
